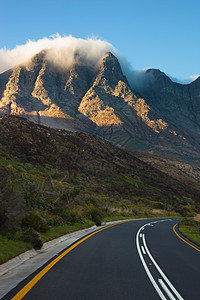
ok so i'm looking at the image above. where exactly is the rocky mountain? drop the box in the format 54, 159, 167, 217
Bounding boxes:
135, 69, 200, 158
137, 69, 200, 136
0, 51, 199, 164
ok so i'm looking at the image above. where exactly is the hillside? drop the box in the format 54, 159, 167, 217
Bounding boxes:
0, 51, 199, 164
0, 115, 200, 234
134, 152, 200, 192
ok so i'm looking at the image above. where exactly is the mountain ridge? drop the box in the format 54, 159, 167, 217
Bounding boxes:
0, 51, 199, 164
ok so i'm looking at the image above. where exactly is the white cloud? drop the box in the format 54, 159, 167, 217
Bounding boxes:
169, 74, 200, 84
0, 34, 117, 73
0, 34, 198, 88
188, 75, 200, 83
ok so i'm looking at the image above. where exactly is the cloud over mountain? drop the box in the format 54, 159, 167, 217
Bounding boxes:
1, 34, 198, 86
0, 34, 117, 73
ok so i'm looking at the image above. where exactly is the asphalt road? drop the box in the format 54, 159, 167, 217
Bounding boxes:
4, 218, 200, 300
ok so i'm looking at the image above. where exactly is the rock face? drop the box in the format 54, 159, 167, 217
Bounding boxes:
138, 69, 200, 142
0, 51, 199, 164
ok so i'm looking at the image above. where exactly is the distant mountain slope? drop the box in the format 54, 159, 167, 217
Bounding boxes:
136, 69, 200, 149
0, 51, 199, 164
138, 69, 200, 134
134, 151, 200, 192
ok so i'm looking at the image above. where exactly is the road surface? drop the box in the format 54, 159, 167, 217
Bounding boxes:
3, 218, 200, 299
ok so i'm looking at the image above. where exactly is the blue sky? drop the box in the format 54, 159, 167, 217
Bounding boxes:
1, 0, 200, 80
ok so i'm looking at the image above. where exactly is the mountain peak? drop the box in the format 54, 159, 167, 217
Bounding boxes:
104, 51, 116, 58
98, 52, 128, 85
146, 68, 169, 79
24, 50, 47, 69
102, 51, 120, 65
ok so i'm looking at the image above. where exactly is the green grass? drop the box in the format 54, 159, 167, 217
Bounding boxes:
0, 236, 32, 264
0, 212, 183, 265
179, 224, 200, 245
0, 220, 94, 264
40, 220, 94, 243
122, 175, 142, 188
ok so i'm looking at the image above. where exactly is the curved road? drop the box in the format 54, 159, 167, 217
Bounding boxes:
4, 218, 200, 299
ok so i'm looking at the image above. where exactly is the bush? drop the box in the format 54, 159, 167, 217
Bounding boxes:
21, 211, 48, 232
0, 206, 7, 229
177, 206, 195, 217
45, 215, 64, 226
87, 208, 104, 226
60, 210, 82, 225
179, 217, 199, 227
21, 227, 43, 249
131, 208, 139, 216
83, 196, 98, 206
152, 201, 166, 209
60, 187, 80, 204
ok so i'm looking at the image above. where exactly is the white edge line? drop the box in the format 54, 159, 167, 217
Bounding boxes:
136, 229, 167, 300
159, 279, 176, 300
142, 226, 184, 300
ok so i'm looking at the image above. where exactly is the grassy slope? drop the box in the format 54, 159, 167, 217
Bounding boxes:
179, 225, 200, 245
0, 221, 94, 264
178, 217, 200, 246
133, 152, 200, 192
0, 115, 200, 263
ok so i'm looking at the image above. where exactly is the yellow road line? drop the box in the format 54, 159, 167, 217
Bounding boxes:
173, 224, 200, 253
12, 221, 130, 300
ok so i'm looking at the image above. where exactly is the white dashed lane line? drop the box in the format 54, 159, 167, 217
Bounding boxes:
136, 220, 184, 300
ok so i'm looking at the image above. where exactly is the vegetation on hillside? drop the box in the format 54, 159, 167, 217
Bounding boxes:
0, 116, 199, 262
178, 216, 200, 246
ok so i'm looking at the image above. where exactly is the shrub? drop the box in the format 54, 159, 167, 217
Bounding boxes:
177, 206, 195, 217
21, 227, 43, 249
0, 206, 7, 229
131, 208, 139, 216
88, 207, 104, 226
152, 201, 166, 209
83, 196, 98, 206
45, 215, 64, 226
60, 187, 81, 204
21, 211, 48, 233
179, 217, 199, 227
61, 210, 82, 225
